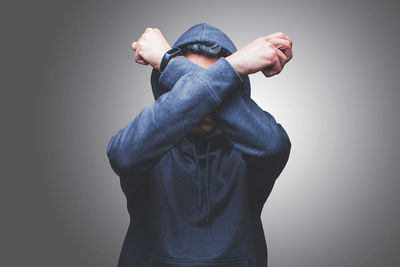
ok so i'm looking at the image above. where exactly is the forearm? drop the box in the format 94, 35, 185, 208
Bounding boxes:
106, 57, 242, 177
159, 55, 291, 157
211, 89, 291, 157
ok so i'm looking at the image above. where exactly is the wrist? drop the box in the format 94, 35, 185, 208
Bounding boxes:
168, 57, 176, 64
225, 54, 245, 76
159, 47, 182, 72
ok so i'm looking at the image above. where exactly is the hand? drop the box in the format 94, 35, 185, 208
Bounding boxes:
226, 32, 293, 77
131, 28, 172, 70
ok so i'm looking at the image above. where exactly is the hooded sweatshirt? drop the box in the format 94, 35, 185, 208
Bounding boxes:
106, 23, 291, 267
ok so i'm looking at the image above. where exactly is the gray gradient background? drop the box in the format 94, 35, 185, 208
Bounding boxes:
3, 0, 400, 266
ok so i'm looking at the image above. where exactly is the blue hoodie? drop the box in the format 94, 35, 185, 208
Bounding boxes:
106, 23, 291, 267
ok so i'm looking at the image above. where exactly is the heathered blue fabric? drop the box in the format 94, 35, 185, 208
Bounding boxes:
106, 23, 291, 267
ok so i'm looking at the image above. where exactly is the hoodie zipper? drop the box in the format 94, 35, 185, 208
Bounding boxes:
191, 139, 211, 224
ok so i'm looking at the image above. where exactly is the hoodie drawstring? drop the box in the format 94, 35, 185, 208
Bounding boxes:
205, 141, 210, 224
191, 139, 211, 224
191, 143, 202, 214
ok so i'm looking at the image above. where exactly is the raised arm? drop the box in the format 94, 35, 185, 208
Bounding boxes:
158, 32, 293, 158
157, 32, 293, 205
106, 55, 243, 190
159, 55, 291, 157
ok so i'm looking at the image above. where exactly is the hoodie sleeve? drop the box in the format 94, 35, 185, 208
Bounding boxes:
214, 82, 291, 206
106, 56, 243, 189
158, 56, 291, 202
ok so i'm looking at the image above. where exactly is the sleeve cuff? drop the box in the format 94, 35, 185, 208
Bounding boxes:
194, 57, 244, 105
158, 56, 199, 90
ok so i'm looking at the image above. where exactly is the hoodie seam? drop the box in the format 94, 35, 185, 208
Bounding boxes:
200, 23, 205, 41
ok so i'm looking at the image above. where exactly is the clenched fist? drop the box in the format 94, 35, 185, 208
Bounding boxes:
131, 28, 172, 70
226, 32, 293, 77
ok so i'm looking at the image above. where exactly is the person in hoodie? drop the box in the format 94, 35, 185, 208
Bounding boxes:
106, 23, 293, 267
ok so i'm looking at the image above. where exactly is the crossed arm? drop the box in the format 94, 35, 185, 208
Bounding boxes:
159, 55, 292, 205
106, 57, 243, 187
107, 57, 290, 197
107, 28, 293, 197
159, 55, 291, 158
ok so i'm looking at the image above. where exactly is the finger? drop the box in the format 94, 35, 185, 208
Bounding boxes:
275, 47, 288, 67
268, 32, 292, 43
263, 56, 282, 77
267, 32, 293, 50
131, 41, 137, 51
134, 41, 148, 65
135, 50, 147, 65
282, 47, 293, 62
261, 68, 272, 77
262, 48, 286, 77
262, 64, 280, 77
135, 55, 148, 65
136, 36, 142, 56
269, 38, 292, 60
144, 27, 153, 33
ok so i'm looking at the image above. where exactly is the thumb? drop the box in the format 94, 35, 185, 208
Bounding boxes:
131, 41, 137, 51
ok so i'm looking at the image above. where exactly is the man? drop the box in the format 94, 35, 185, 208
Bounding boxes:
107, 23, 293, 267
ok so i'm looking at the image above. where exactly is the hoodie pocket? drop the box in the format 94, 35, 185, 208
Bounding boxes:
147, 254, 250, 267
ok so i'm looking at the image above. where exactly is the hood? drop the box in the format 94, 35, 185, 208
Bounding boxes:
150, 22, 251, 101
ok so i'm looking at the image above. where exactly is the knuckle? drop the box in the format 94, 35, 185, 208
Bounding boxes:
259, 36, 267, 42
